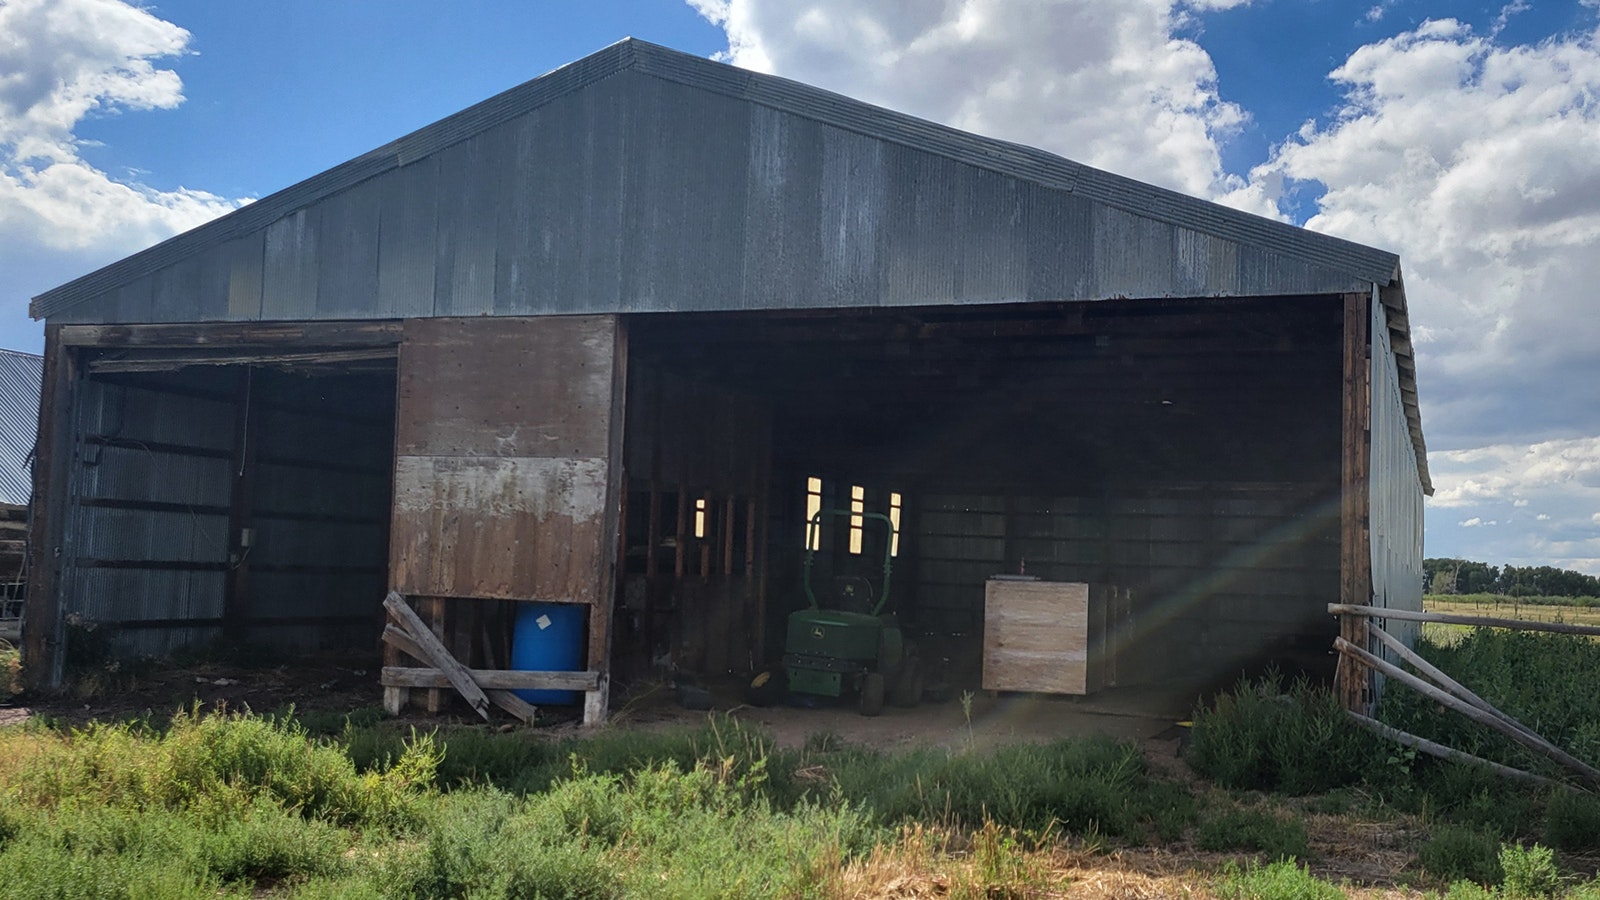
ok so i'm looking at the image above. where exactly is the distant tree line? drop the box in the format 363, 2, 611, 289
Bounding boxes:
1423, 557, 1600, 597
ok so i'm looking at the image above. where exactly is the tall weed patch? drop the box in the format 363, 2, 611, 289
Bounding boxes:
819, 736, 1192, 841
1186, 672, 1382, 794
0, 709, 438, 830
1380, 630, 1600, 772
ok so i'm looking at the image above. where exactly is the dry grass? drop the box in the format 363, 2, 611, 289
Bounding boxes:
1425, 597, 1600, 628
0, 639, 19, 699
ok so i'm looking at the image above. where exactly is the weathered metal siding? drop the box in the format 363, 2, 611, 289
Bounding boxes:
0, 349, 43, 505
60, 374, 233, 656
390, 315, 623, 603
1368, 289, 1425, 640
46, 68, 1376, 327
246, 371, 393, 649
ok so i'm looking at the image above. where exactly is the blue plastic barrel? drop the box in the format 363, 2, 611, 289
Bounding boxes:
511, 602, 586, 705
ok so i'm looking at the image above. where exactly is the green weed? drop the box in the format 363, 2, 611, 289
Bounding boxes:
1213, 858, 1345, 900
1499, 843, 1561, 898
1419, 826, 1504, 886
1543, 790, 1600, 852
1186, 671, 1383, 795
1197, 805, 1311, 861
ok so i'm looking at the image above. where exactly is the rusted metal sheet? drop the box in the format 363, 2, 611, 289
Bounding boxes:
390, 315, 623, 602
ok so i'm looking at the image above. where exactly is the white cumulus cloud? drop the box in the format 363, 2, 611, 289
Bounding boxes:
0, 0, 240, 330
1245, 15, 1600, 450
687, 0, 1272, 213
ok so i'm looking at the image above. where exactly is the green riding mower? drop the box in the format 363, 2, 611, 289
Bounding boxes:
754, 509, 922, 716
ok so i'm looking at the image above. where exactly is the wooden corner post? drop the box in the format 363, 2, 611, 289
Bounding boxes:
23, 325, 75, 690
1337, 290, 1374, 713
585, 316, 627, 726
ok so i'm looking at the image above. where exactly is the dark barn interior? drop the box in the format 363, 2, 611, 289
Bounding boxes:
59, 353, 396, 660
620, 295, 1346, 691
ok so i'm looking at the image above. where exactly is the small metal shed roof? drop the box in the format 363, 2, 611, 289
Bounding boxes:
28, 38, 1426, 487
0, 349, 42, 507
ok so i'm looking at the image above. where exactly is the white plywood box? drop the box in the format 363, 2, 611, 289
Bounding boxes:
982, 579, 1126, 695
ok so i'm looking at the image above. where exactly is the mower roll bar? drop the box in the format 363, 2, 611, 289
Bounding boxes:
802, 508, 896, 616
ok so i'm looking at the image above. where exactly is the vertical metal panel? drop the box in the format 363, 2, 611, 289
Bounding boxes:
742, 104, 825, 310
378, 159, 440, 317
262, 209, 320, 317
1025, 186, 1094, 301
112, 275, 156, 323
953, 167, 1029, 304
432, 127, 506, 316
1174, 227, 1239, 297
1091, 205, 1176, 298
494, 74, 630, 316
151, 253, 208, 323
60, 373, 233, 652
1369, 288, 1425, 643
315, 179, 383, 318
620, 74, 749, 312
815, 127, 885, 307
880, 147, 964, 307
225, 232, 266, 320
391, 316, 623, 602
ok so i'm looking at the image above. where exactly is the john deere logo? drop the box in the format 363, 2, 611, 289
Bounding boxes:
812, 626, 825, 639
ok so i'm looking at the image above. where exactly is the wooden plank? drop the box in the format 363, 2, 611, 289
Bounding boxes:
59, 320, 403, 348
380, 666, 601, 691
1330, 603, 1600, 638
384, 592, 492, 721
485, 689, 538, 724
22, 326, 73, 689
383, 624, 544, 723
1336, 637, 1600, 785
983, 579, 1090, 694
425, 596, 446, 713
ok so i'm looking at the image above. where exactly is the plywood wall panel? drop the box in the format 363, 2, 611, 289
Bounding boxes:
390, 315, 623, 603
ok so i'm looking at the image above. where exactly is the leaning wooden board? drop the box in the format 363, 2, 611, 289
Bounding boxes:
983, 579, 1128, 695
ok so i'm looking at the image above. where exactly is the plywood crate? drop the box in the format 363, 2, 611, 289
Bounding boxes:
982, 578, 1128, 695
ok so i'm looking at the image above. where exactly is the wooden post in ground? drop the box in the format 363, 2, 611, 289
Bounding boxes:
1337, 289, 1373, 713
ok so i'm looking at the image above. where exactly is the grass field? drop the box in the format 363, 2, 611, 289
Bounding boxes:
1426, 595, 1600, 624
1422, 595, 1600, 646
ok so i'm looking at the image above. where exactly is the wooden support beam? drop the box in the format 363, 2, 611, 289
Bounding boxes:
23, 326, 75, 690
59, 320, 403, 348
86, 348, 397, 373
1337, 291, 1374, 713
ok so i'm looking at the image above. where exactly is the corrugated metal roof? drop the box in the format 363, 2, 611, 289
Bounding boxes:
31, 38, 1399, 319
26, 38, 1424, 484
0, 349, 42, 506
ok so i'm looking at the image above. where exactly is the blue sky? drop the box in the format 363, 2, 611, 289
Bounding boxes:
3, 0, 1600, 573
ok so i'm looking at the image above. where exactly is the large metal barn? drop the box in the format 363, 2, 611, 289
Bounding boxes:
22, 40, 1428, 723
